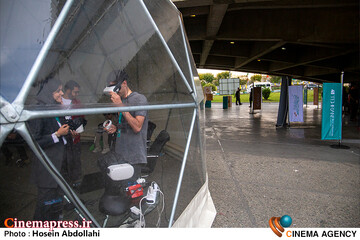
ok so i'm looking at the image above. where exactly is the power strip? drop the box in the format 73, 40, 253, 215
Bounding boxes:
146, 182, 159, 204
130, 206, 141, 216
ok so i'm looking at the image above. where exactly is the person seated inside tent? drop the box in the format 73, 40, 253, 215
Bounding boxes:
101, 70, 148, 188
1, 130, 29, 167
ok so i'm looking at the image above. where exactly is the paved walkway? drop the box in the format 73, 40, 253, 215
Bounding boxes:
205, 102, 359, 228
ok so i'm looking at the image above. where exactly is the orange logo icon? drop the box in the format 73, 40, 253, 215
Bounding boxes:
269, 215, 292, 237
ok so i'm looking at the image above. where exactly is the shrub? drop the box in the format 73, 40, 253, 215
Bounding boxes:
262, 87, 271, 100
204, 83, 217, 91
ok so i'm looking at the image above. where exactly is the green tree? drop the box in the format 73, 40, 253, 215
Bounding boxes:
216, 71, 230, 80
199, 73, 215, 83
239, 79, 247, 85
250, 74, 262, 83
269, 75, 281, 83
204, 83, 217, 91
262, 87, 271, 100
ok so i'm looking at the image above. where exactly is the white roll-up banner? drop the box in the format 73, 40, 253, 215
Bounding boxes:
288, 85, 304, 123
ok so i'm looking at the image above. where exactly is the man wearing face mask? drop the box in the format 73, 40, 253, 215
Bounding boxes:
103, 70, 148, 185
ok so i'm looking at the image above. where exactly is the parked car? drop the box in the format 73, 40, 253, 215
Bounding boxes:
306, 83, 318, 89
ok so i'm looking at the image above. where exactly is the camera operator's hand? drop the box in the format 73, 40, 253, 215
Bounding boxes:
70, 129, 79, 137
110, 92, 122, 104
57, 124, 70, 136
106, 124, 117, 134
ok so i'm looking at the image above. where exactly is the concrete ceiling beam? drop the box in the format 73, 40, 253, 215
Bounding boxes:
218, 8, 358, 44
200, 4, 228, 67
234, 41, 285, 69
269, 48, 357, 72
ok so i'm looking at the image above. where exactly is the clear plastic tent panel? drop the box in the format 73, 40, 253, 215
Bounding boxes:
0, 0, 53, 102
0, 0, 210, 228
143, 0, 194, 91
24, 0, 194, 107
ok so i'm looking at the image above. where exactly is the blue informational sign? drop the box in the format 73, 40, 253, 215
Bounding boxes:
321, 83, 342, 140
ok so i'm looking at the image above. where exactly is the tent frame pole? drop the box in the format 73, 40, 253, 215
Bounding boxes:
138, 0, 196, 103
168, 108, 197, 227
15, 122, 101, 227
178, 15, 198, 99
16, 103, 196, 122
13, 0, 75, 107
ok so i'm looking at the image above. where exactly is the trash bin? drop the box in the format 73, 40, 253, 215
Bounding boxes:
228, 96, 232, 107
223, 96, 228, 109
205, 100, 211, 108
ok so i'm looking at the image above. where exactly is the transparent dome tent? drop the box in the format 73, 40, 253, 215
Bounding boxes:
0, 0, 216, 228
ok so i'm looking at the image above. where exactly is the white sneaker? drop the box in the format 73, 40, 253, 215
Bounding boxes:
101, 148, 110, 154
93, 147, 102, 153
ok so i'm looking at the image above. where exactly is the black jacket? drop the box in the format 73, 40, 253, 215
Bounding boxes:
28, 78, 66, 188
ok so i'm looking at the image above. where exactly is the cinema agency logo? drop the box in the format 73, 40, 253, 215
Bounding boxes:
269, 215, 357, 238
269, 215, 292, 237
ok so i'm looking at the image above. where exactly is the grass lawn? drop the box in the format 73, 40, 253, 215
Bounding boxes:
211, 90, 321, 103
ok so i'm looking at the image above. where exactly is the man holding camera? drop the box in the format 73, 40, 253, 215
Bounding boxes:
61, 80, 85, 188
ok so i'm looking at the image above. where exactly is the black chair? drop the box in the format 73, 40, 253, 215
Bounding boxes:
142, 130, 170, 174
97, 151, 133, 227
147, 121, 157, 140
147, 121, 156, 148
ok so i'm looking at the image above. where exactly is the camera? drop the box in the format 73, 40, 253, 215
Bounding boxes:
65, 118, 87, 131
103, 120, 112, 130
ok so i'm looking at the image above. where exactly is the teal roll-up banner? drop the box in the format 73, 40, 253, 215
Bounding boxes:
321, 83, 342, 140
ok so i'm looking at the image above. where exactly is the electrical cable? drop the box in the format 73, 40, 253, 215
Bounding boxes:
161, 157, 170, 223
156, 190, 165, 227
138, 196, 147, 228
137, 181, 165, 228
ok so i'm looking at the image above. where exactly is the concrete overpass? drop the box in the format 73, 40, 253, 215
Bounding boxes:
172, 0, 359, 83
